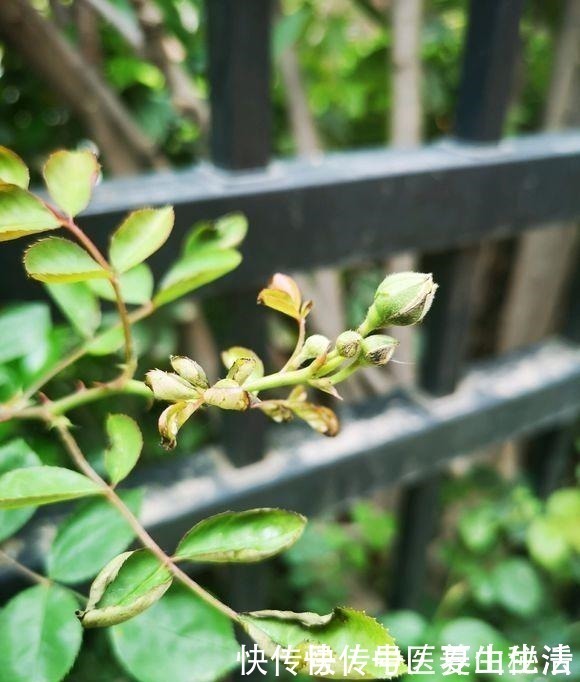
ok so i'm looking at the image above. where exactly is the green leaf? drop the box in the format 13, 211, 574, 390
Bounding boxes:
43, 150, 100, 217
24, 237, 108, 283
546, 488, 580, 551
110, 583, 239, 682
527, 517, 571, 572
175, 509, 306, 563
0, 146, 29, 188
0, 439, 41, 542
185, 212, 248, 254
458, 505, 499, 554
86, 325, 125, 356
0, 184, 61, 242
0, 303, 51, 364
79, 550, 172, 628
154, 249, 242, 306
490, 558, 544, 617
104, 414, 143, 485
47, 489, 143, 584
240, 607, 406, 679
437, 617, 507, 651
0, 584, 83, 682
110, 206, 174, 273
45, 281, 101, 338
0, 466, 102, 509
379, 611, 428, 650
88, 263, 154, 304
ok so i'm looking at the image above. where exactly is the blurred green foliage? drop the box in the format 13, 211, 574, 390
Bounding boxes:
0, 0, 562, 175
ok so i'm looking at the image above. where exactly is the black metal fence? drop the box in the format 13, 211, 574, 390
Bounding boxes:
2, 0, 580, 612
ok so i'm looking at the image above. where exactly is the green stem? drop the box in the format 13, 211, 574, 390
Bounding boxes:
4, 304, 152, 413
9, 380, 151, 422
55, 423, 239, 623
245, 366, 313, 393
0, 549, 86, 602
327, 359, 361, 385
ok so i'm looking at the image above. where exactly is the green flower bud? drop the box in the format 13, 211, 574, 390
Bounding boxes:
335, 330, 363, 358
358, 272, 437, 334
204, 379, 250, 411
145, 369, 200, 402
361, 335, 399, 366
169, 356, 209, 389
294, 334, 331, 365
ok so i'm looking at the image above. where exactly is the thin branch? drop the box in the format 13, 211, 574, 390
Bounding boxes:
54, 423, 239, 622
0, 549, 52, 587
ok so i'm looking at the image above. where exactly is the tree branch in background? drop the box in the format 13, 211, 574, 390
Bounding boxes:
498, 0, 580, 351
386, 0, 424, 386
128, 0, 209, 130
0, 0, 166, 174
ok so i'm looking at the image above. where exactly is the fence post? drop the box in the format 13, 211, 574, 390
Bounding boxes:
205, 0, 272, 467
391, 0, 525, 610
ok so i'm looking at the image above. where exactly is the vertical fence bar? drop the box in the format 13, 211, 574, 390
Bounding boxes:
205, 0, 272, 467
391, 0, 525, 610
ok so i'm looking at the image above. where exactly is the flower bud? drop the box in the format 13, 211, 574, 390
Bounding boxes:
335, 330, 363, 358
145, 369, 200, 402
358, 272, 437, 334
204, 379, 250, 411
169, 356, 209, 389
361, 335, 399, 366
295, 334, 330, 365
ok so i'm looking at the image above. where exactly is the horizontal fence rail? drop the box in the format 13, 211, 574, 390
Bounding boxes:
2, 131, 580, 300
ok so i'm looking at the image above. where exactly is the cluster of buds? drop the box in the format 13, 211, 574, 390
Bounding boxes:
145, 271, 436, 449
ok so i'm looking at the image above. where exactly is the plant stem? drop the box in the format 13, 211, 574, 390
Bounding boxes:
10, 380, 151, 422
54, 423, 239, 623
0, 548, 52, 587
63, 217, 135, 378
3, 304, 152, 413
280, 316, 306, 372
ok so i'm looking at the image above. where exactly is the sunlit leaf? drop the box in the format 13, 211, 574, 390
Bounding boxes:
47, 489, 143, 584
175, 509, 306, 563
0, 585, 83, 682
490, 558, 544, 617
24, 237, 108, 283
110, 206, 174, 273
88, 263, 154, 304
104, 414, 143, 485
240, 607, 406, 679
257, 273, 308, 321
43, 150, 100, 217
109, 584, 239, 682
154, 249, 241, 306
86, 324, 125, 356
79, 550, 172, 628
0, 466, 102, 509
0, 184, 61, 242
0, 146, 29, 188
45, 281, 101, 338
0, 439, 41, 543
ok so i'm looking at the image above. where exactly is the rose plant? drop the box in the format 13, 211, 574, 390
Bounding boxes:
0, 146, 436, 682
